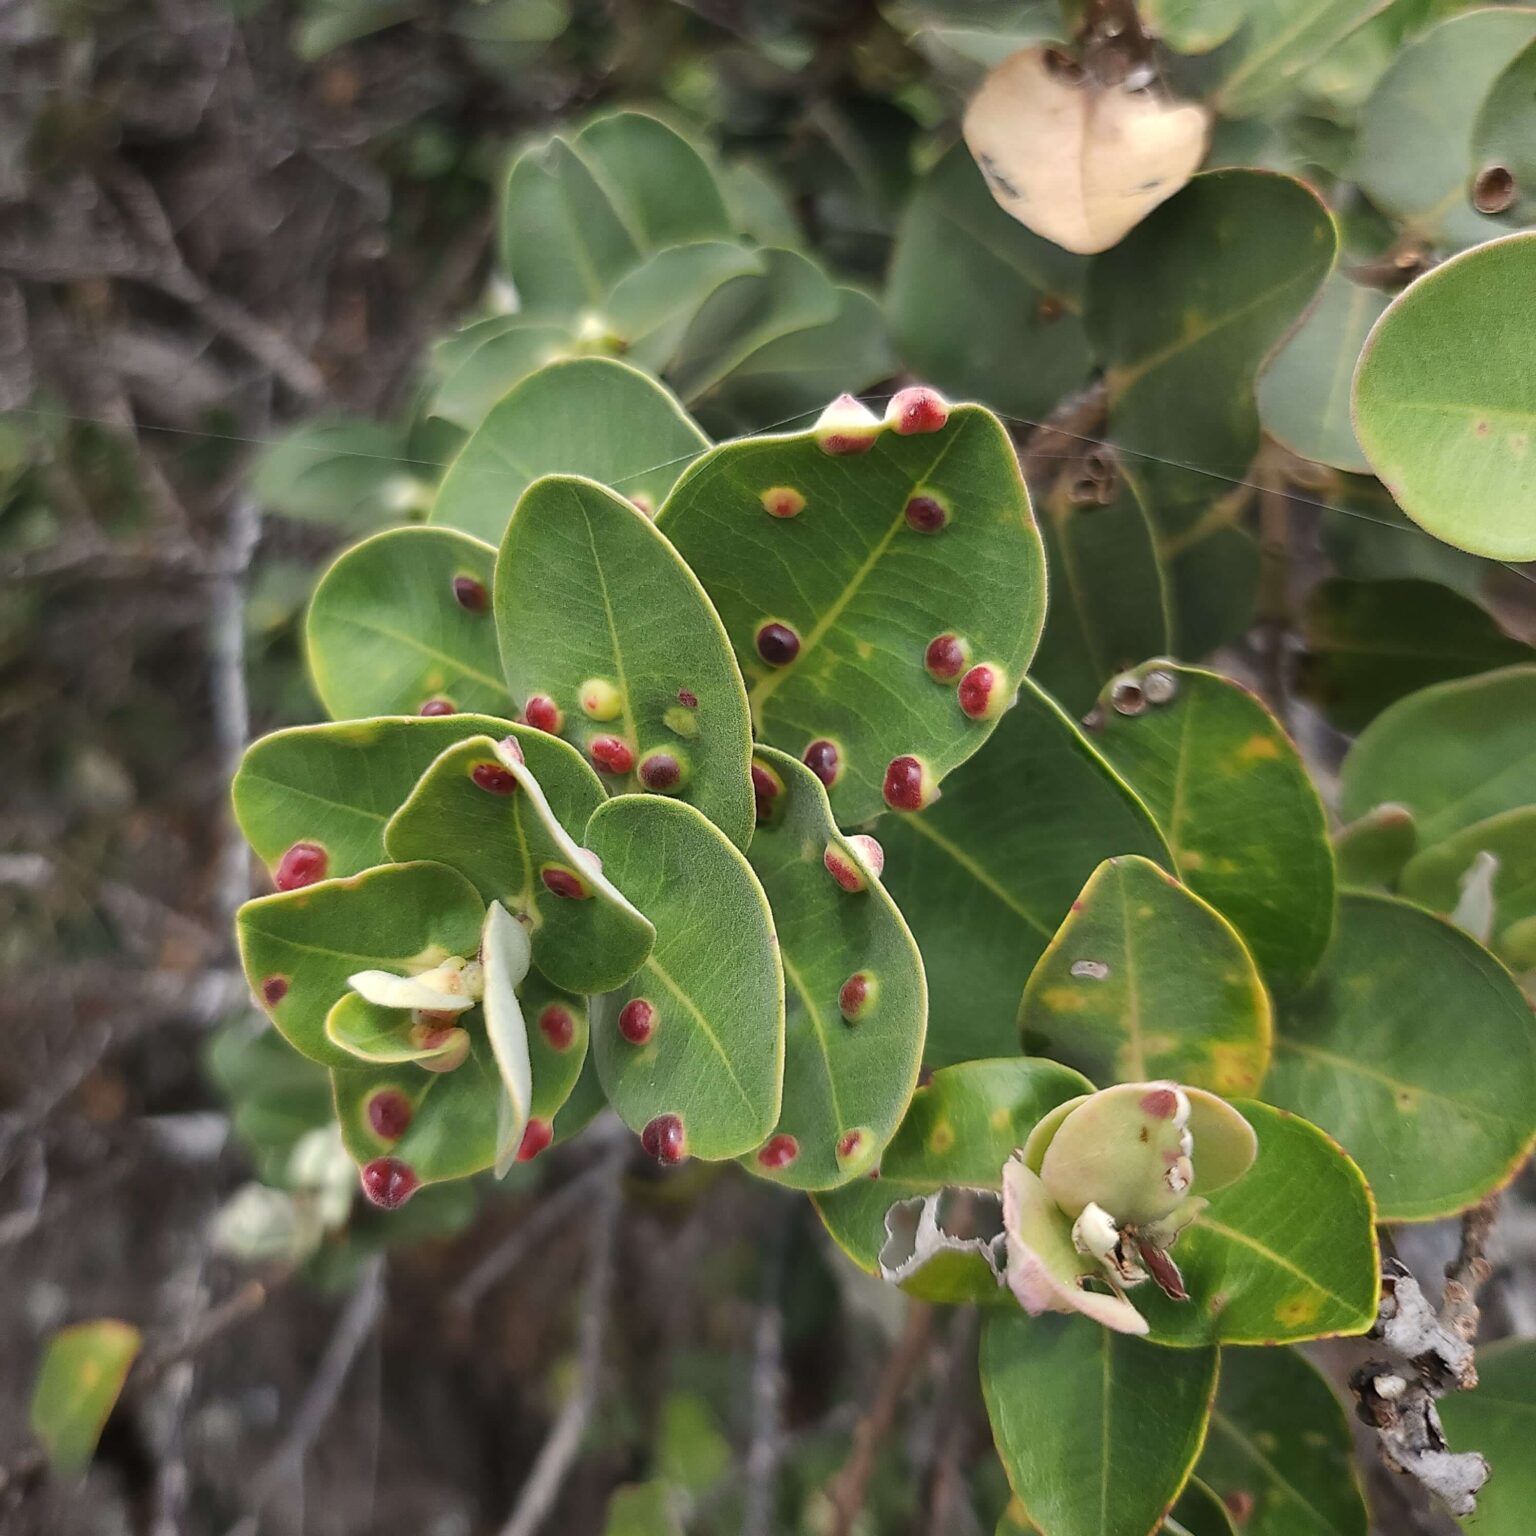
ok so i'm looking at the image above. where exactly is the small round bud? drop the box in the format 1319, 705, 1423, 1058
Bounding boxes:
756, 621, 801, 667
617, 998, 656, 1045
452, 575, 488, 612
590, 735, 636, 775
814, 393, 882, 455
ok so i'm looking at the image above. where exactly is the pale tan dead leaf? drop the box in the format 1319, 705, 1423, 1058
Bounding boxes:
962, 48, 1211, 255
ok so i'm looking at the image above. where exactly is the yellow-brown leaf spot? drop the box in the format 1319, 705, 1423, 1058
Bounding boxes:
1235, 733, 1283, 765
1039, 985, 1087, 1014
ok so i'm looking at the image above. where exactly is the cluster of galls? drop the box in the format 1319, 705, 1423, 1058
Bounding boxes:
1003, 1081, 1257, 1335
515, 673, 694, 797
752, 388, 1015, 816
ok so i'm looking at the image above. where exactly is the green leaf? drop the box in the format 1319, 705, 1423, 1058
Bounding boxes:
886, 145, 1091, 423
1438, 1339, 1536, 1536
30, 1320, 142, 1473
572, 111, 731, 252
1352, 232, 1536, 561
1256, 274, 1387, 474
1338, 666, 1536, 845
238, 861, 486, 1066
1472, 38, 1536, 226
584, 795, 784, 1161
881, 681, 1171, 1066
431, 357, 709, 543
1031, 467, 1173, 716
233, 714, 593, 881
699, 286, 898, 436
658, 403, 1046, 827
1298, 578, 1531, 733
428, 316, 572, 432
1142, 0, 1244, 55
333, 1029, 503, 1185
811, 1058, 1092, 1303
1019, 854, 1272, 1097
1088, 172, 1334, 654
1401, 807, 1536, 965
519, 968, 591, 1132
384, 735, 653, 994
1168, 1480, 1238, 1536
667, 247, 841, 405
306, 526, 508, 720
494, 474, 755, 851
602, 242, 765, 374
251, 416, 417, 526
603, 1482, 685, 1536
1197, 1344, 1368, 1536
324, 993, 469, 1066
1090, 662, 1335, 993
1204, 0, 1396, 117
1265, 891, 1536, 1220
1353, 10, 1536, 249
1333, 802, 1417, 890
740, 747, 926, 1190
981, 1311, 1218, 1536
498, 134, 640, 315
1133, 1099, 1379, 1346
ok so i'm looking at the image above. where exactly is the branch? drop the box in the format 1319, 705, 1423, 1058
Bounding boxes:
741, 1205, 793, 1536
223, 1255, 386, 1536
1351, 1199, 1499, 1518
496, 1150, 625, 1536
826, 1299, 934, 1536
1016, 378, 1109, 488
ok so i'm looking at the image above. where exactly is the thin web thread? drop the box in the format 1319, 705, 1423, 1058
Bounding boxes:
9, 395, 1534, 584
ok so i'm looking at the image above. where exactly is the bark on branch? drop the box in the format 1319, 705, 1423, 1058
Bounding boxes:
1351, 1199, 1500, 1518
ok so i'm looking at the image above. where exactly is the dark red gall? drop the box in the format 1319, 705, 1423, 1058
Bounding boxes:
641, 1113, 687, 1165
516, 1118, 554, 1163
366, 1090, 413, 1142
472, 761, 518, 795
275, 842, 327, 891
904, 494, 949, 533
618, 998, 656, 1045
360, 1157, 419, 1209
757, 1134, 799, 1170
590, 735, 636, 775
802, 739, 841, 789
541, 864, 589, 900
924, 634, 969, 682
523, 695, 563, 734
419, 698, 457, 716
452, 575, 488, 612
756, 621, 801, 667
638, 752, 683, 792
538, 1005, 576, 1052
261, 975, 289, 1006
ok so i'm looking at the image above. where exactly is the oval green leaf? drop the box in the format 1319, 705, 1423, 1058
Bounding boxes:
1354, 10, 1536, 250
428, 316, 572, 433
384, 735, 653, 994
1091, 661, 1336, 993
498, 133, 639, 316
1135, 1099, 1378, 1346
1353, 232, 1536, 561
1197, 1344, 1368, 1536
432, 358, 709, 543
1338, 666, 1536, 845
740, 747, 926, 1190
1019, 854, 1272, 1096
584, 795, 783, 1160
1266, 891, 1536, 1221
1256, 273, 1387, 474
494, 474, 755, 851
981, 1310, 1218, 1536
30, 1320, 142, 1473
658, 402, 1046, 826
237, 861, 486, 1067
1088, 171, 1334, 655
306, 526, 508, 720
882, 681, 1172, 1066
233, 713, 589, 882
1473, 38, 1536, 226
333, 1031, 503, 1185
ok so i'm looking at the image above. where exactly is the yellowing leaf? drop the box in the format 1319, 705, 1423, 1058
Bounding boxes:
963, 49, 1210, 255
